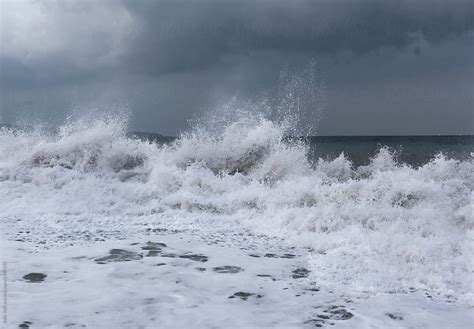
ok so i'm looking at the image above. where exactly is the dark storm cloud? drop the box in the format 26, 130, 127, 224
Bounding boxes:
122, 0, 474, 75
3, 0, 473, 86
1, 0, 473, 135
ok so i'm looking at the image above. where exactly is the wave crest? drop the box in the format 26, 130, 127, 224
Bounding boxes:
0, 115, 472, 299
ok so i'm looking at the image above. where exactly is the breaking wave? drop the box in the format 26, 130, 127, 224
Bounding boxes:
0, 114, 472, 300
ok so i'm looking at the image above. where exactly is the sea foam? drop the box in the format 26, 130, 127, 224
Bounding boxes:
0, 114, 472, 301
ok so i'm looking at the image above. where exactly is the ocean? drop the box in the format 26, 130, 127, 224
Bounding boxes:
133, 132, 473, 167
1, 116, 473, 328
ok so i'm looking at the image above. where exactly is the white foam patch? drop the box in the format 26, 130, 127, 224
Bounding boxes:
1, 115, 473, 327
4, 233, 473, 329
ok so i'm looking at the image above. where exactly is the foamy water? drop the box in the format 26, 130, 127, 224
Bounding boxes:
1, 114, 472, 304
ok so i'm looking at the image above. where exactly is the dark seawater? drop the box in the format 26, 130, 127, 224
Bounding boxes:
305, 136, 473, 167
132, 132, 473, 168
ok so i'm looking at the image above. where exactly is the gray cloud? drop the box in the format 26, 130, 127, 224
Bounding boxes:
0, 0, 473, 135
121, 0, 474, 75
2, 0, 473, 84
1, 0, 132, 87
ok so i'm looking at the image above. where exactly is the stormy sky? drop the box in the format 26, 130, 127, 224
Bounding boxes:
1, 0, 473, 136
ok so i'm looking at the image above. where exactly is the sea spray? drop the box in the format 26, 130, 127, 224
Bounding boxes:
0, 114, 472, 301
